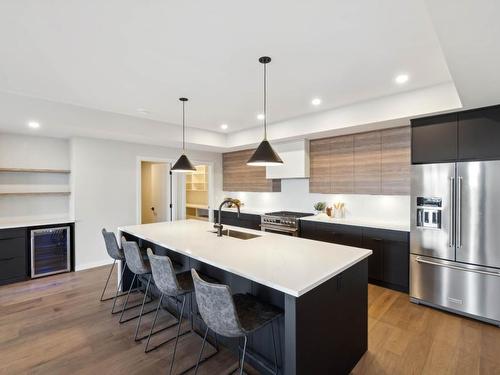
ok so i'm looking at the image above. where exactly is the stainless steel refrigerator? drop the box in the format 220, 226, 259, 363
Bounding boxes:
410, 161, 500, 325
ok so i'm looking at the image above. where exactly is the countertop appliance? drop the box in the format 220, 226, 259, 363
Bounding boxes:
31, 226, 71, 278
410, 161, 500, 325
261, 211, 313, 236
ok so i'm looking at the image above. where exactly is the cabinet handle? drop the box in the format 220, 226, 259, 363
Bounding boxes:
415, 256, 500, 277
0, 257, 15, 262
449, 176, 455, 247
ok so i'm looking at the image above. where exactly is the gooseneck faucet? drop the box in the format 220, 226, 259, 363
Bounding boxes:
214, 198, 240, 236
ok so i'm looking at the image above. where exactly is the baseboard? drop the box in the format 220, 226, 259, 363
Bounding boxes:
75, 259, 113, 271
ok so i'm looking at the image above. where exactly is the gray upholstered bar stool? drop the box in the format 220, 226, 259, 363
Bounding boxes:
101, 228, 144, 315
146, 249, 203, 374
191, 269, 282, 375
120, 237, 157, 341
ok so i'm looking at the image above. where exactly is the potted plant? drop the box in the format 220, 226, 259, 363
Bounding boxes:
313, 202, 327, 215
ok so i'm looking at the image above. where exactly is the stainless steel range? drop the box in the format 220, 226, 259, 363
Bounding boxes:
261, 211, 313, 236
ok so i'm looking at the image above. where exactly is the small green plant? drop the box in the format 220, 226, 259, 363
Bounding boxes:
313, 202, 327, 212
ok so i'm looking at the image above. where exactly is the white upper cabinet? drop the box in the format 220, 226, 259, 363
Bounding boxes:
266, 140, 310, 179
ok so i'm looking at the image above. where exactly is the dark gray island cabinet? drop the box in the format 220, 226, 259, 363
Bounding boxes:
118, 220, 371, 375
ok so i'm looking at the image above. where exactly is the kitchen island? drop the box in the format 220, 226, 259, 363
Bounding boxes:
118, 220, 372, 375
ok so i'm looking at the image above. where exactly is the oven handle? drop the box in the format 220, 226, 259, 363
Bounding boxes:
260, 224, 298, 233
415, 256, 500, 277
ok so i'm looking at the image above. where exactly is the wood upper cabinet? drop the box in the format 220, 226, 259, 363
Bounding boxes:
309, 126, 410, 195
309, 138, 332, 193
381, 127, 411, 195
354, 132, 381, 194
222, 149, 281, 192
331, 136, 354, 193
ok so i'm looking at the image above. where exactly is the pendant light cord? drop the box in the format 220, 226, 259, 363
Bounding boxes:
263, 62, 268, 140
182, 100, 186, 153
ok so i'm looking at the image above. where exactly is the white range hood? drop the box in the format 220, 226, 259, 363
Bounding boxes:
266, 139, 310, 179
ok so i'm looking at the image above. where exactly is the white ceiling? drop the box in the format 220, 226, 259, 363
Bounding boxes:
0, 0, 453, 133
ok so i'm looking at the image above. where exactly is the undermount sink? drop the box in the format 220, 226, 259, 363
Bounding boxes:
210, 229, 261, 240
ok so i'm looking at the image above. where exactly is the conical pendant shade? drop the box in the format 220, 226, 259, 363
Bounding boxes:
172, 97, 196, 173
247, 140, 283, 166
172, 153, 196, 172
247, 56, 283, 167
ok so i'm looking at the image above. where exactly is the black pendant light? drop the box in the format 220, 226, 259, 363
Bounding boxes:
247, 56, 283, 166
172, 97, 196, 173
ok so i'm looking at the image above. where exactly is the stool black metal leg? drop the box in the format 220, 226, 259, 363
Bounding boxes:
169, 295, 186, 375
194, 326, 209, 375
99, 259, 116, 301
239, 335, 248, 375
134, 274, 152, 341
119, 273, 136, 323
144, 293, 163, 351
111, 260, 128, 313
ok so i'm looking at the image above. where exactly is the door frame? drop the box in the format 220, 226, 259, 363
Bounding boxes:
136, 156, 216, 224
136, 156, 176, 225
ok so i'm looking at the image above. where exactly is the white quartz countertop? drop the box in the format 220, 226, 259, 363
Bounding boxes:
0, 217, 75, 230
118, 220, 372, 297
299, 214, 410, 232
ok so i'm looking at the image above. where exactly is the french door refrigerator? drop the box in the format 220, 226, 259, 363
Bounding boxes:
410, 161, 500, 325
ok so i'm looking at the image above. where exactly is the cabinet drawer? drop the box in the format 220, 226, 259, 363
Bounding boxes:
0, 228, 26, 240
0, 237, 26, 259
0, 256, 26, 281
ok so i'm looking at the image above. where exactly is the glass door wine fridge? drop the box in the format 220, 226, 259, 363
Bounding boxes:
31, 226, 71, 278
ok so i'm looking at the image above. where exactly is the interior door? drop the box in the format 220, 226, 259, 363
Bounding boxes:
457, 161, 500, 268
150, 163, 170, 222
410, 163, 455, 260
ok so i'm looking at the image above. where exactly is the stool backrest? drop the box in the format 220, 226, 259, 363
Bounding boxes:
121, 237, 150, 275
191, 269, 243, 338
147, 249, 181, 296
101, 229, 123, 260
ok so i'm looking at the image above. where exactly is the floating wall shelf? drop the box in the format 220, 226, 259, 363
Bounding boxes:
0, 168, 71, 173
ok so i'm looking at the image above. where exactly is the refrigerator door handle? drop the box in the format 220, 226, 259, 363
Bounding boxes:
415, 256, 500, 277
457, 176, 463, 248
449, 176, 455, 247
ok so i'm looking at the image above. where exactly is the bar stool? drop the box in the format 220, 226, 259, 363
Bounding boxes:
120, 238, 157, 340
100, 228, 126, 302
146, 249, 195, 374
191, 269, 282, 375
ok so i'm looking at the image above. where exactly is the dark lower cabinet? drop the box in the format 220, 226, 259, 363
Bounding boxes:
0, 228, 27, 285
300, 220, 409, 292
212, 210, 261, 231
362, 228, 409, 292
301, 221, 363, 247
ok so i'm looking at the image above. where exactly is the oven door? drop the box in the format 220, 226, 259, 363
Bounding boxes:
260, 224, 298, 236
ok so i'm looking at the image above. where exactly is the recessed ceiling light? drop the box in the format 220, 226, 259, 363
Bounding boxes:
28, 121, 40, 129
311, 98, 322, 106
257, 114, 265, 120
220, 123, 228, 130
395, 74, 409, 84
137, 108, 149, 114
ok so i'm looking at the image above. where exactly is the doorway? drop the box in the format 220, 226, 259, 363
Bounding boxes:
140, 161, 172, 224
185, 164, 209, 221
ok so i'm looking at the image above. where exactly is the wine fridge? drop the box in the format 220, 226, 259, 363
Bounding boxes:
31, 226, 71, 278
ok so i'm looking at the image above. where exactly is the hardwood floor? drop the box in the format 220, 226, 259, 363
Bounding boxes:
1, 266, 499, 375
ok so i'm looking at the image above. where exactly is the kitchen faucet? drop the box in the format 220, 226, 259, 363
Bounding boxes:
214, 198, 240, 236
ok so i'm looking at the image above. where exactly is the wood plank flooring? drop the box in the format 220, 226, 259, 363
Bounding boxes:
1, 266, 499, 374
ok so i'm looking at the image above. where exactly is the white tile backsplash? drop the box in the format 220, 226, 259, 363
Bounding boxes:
222, 178, 410, 224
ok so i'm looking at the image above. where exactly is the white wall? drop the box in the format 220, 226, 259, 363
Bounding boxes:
0, 133, 70, 220
222, 179, 410, 224
71, 137, 222, 270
